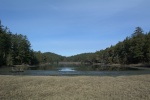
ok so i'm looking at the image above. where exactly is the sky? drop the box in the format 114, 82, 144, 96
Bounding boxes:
0, 0, 150, 56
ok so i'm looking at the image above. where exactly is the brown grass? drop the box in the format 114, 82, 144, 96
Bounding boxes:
0, 75, 150, 100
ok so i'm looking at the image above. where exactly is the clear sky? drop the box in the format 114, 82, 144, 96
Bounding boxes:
0, 0, 150, 56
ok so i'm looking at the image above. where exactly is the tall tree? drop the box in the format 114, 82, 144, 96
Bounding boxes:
132, 27, 143, 37
144, 32, 150, 62
11, 34, 31, 65
0, 22, 11, 65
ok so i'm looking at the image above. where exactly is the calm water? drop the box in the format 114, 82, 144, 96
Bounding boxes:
0, 64, 150, 76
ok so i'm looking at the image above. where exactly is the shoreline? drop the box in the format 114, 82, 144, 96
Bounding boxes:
1, 63, 150, 68
0, 63, 150, 76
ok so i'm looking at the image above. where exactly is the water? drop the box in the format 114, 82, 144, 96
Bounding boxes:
59, 67, 75, 71
0, 64, 150, 76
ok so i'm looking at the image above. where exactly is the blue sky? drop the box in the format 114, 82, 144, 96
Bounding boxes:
0, 0, 150, 56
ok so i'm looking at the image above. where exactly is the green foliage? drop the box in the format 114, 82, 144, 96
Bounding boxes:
0, 22, 11, 65
0, 20, 38, 66
34, 51, 65, 64
10, 34, 32, 65
69, 27, 150, 64
95, 27, 150, 64
0, 19, 150, 66
67, 53, 95, 63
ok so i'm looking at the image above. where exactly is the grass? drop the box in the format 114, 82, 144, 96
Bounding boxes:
0, 75, 150, 100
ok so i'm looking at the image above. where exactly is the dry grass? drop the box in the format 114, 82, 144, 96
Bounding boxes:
0, 75, 150, 100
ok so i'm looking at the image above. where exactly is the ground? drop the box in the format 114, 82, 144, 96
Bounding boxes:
0, 75, 150, 100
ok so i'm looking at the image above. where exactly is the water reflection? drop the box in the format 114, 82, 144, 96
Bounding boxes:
59, 67, 75, 71
28, 64, 140, 71
0, 64, 149, 76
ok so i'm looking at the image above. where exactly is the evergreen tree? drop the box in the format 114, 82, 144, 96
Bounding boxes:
11, 34, 31, 65
144, 32, 150, 62
0, 20, 37, 66
0, 22, 11, 65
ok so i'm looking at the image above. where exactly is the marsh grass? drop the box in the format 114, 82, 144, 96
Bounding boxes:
0, 75, 150, 100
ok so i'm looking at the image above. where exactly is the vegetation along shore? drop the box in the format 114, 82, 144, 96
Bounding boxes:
1, 20, 150, 67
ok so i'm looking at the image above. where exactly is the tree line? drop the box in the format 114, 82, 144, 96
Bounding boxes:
0, 20, 65, 66
66, 53, 95, 63
96, 27, 150, 64
34, 51, 65, 64
69, 27, 150, 64
1, 20, 150, 66
0, 21, 39, 66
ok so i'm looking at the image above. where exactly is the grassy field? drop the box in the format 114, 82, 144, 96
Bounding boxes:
0, 75, 150, 100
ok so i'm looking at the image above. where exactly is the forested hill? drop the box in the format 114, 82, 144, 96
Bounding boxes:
34, 52, 65, 64
95, 27, 150, 64
1, 20, 150, 66
0, 20, 64, 66
0, 20, 38, 66
70, 27, 150, 64
66, 53, 95, 62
